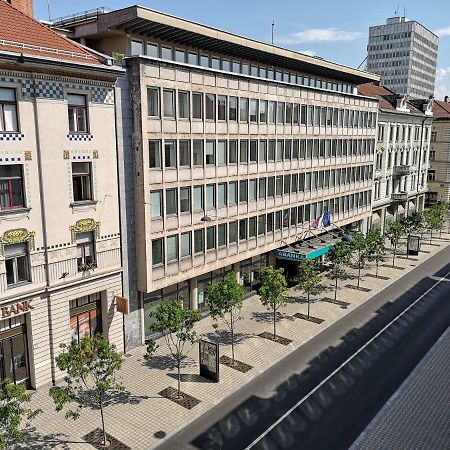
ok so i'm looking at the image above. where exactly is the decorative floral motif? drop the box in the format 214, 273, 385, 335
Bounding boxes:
24, 150, 32, 161
70, 218, 100, 243
0, 228, 36, 255
63, 150, 70, 160
92, 150, 99, 159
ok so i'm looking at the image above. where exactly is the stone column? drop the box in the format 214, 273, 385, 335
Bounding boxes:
190, 277, 198, 310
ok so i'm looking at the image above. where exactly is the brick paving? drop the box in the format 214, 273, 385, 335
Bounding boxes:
14, 232, 450, 450
351, 325, 450, 450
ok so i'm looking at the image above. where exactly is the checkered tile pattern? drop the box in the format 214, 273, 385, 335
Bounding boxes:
0, 156, 23, 162
67, 134, 93, 141
21, 79, 64, 99
0, 132, 24, 141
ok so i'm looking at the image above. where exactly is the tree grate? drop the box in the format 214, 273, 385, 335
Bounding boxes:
258, 331, 292, 345
293, 312, 324, 324
321, 297, 350, 308
345, 284, 372, 292
381, 264, 405, 270
83, 428, 131, 450
220, 355, 253, 373
365, 273, 390, 280
158, 386, 201, 410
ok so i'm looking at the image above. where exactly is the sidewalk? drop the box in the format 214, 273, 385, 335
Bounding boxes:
14, 231, 450, 450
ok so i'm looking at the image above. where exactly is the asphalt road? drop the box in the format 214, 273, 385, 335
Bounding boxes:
156, 243, 450, 450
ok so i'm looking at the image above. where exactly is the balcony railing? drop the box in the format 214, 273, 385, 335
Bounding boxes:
393, 165, 410, 176
391, 192, 408, 202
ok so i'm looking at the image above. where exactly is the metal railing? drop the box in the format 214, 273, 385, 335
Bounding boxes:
52, 7, 108, 26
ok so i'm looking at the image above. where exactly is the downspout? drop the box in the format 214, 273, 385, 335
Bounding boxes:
31, 74, 55, 385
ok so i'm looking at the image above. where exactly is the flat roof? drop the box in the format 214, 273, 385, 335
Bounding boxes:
62, 5, 379, 85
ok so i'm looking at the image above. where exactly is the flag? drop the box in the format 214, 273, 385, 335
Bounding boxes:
316, 213, 324, 230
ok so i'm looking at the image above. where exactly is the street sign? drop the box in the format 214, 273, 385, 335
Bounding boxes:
116, 296, 129, 315
199, 339, 219, 382
407, 235, 420, 256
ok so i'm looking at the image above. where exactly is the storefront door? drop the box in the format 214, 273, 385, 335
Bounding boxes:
0, 318, 29, 386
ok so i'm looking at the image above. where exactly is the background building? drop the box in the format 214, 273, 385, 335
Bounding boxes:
0, 0, 123, 388
367, 17, 438, 99
425, 97, 450, 204
359, 84, 432, 231
57, 6, 380, 348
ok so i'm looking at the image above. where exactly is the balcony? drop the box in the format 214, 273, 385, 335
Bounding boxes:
391, 192, 408, 202
393, 165, 410, 176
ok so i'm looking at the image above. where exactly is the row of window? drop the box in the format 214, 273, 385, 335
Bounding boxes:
131, 40, 355, 94
377, 123, 430, 143
4, 231, 95, 288
150, 166, 373, 218
375, 148, 427, 170
0, 87, 89, 134
0, 162, 93, 211
151, 191, 372, 266
149, 138, 375, 169
147, 87, 377, 128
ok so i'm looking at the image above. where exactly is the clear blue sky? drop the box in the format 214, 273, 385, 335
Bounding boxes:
34, 0, 450, 98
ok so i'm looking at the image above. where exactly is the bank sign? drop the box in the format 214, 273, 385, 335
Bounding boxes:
274, 245, 332, 261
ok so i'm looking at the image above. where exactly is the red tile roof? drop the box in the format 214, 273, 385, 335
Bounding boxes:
433, 100, 450, 119
358, 83, 423, 115
0, 1, 101, 65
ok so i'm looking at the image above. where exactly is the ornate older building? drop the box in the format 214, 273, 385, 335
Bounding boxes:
57, 5, 379, 347
0, 0, 123, 388
358, 84, 432, 231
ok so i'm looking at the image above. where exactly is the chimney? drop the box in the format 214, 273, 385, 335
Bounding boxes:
445, 96, 449, 103
4, 0, 33, 17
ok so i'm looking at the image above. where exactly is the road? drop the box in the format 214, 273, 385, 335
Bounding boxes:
156, 243, 450, 450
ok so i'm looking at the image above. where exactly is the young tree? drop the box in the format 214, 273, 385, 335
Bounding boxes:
295, 259, 324, 319
258, 266, 289, 339
0, 378, 41, 450
351, 230, 368, 289
50, 334, 124, 448
423, 207, 442, 244
366, 227, 387, 277
400, 211, 423, 237
208, 271, 246, 364
385, 219, 404, 266
327, 241, 352, 301
149, 299, 201, 398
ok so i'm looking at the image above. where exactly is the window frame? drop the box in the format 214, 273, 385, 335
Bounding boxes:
0, 87, 19, 133
67, 93, 89, 134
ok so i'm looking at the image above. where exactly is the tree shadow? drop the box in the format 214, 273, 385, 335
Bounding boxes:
73, 389, 151, 410
202, 330, 254, 346
10, 427, 73, 450
143, 353, 197, 370
251, 311, 296, 324
167, 373, 215, 383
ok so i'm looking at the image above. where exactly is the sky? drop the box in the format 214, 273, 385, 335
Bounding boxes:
34, 0, 450, 99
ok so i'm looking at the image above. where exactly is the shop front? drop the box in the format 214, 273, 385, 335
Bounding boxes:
69, 293, 103, 343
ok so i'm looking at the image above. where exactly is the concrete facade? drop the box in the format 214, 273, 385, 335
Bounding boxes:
57, 5, 379, 347
367, 17, 439, 99
0, 54, 124, 387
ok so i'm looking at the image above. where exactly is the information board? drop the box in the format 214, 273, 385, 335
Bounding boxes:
199, 339, 219, 382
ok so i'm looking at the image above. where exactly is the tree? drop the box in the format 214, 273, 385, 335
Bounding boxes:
258, 266, 289, 339
400, 211, 423, 237
385, 219, 404, 266
50, 334, 124, 448
0, 378, 41, 450
366, 227, 387, 277
423, 207, 442, 244
208, 271, 246, 364
295, 259, 324, 319
351, 231, 368, 289
149, 299, 201, 398
327, 241, 352, 301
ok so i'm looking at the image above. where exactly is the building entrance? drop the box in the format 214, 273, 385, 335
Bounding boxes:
0, 315, 30, 386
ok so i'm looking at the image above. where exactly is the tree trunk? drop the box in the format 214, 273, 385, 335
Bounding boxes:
376, 261, 379, 278
307, 293, 310, 319
99, 393, 108, 447
393, 243, 397, 266
177, 360, 181, 398
357, 261, 361, 289
230, 311, 235, 363
273, 307, 276, 339
334, 276, 338, 301
430, 230, 433, 244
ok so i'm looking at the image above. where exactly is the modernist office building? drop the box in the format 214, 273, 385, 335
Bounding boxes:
367, 17, 439, 99
57, 6, 379, 347
0, 1, 123, 387
358, 84, 432, 231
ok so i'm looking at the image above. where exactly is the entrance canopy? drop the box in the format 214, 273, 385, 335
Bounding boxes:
274, 232, 341, 262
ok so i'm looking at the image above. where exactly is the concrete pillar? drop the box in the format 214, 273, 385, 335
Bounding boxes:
268, 251, 277, 267
190, 277, 198, 310
233, 263, 240, 283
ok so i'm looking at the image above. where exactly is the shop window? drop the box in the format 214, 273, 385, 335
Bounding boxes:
0, 87, 18, 132
0, 165, 25, 210
5, 243, 30, 286
69, 293, 102, 343
72, 162, 93, 202
76, 232, 95, 271
67, 94, 88, 133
